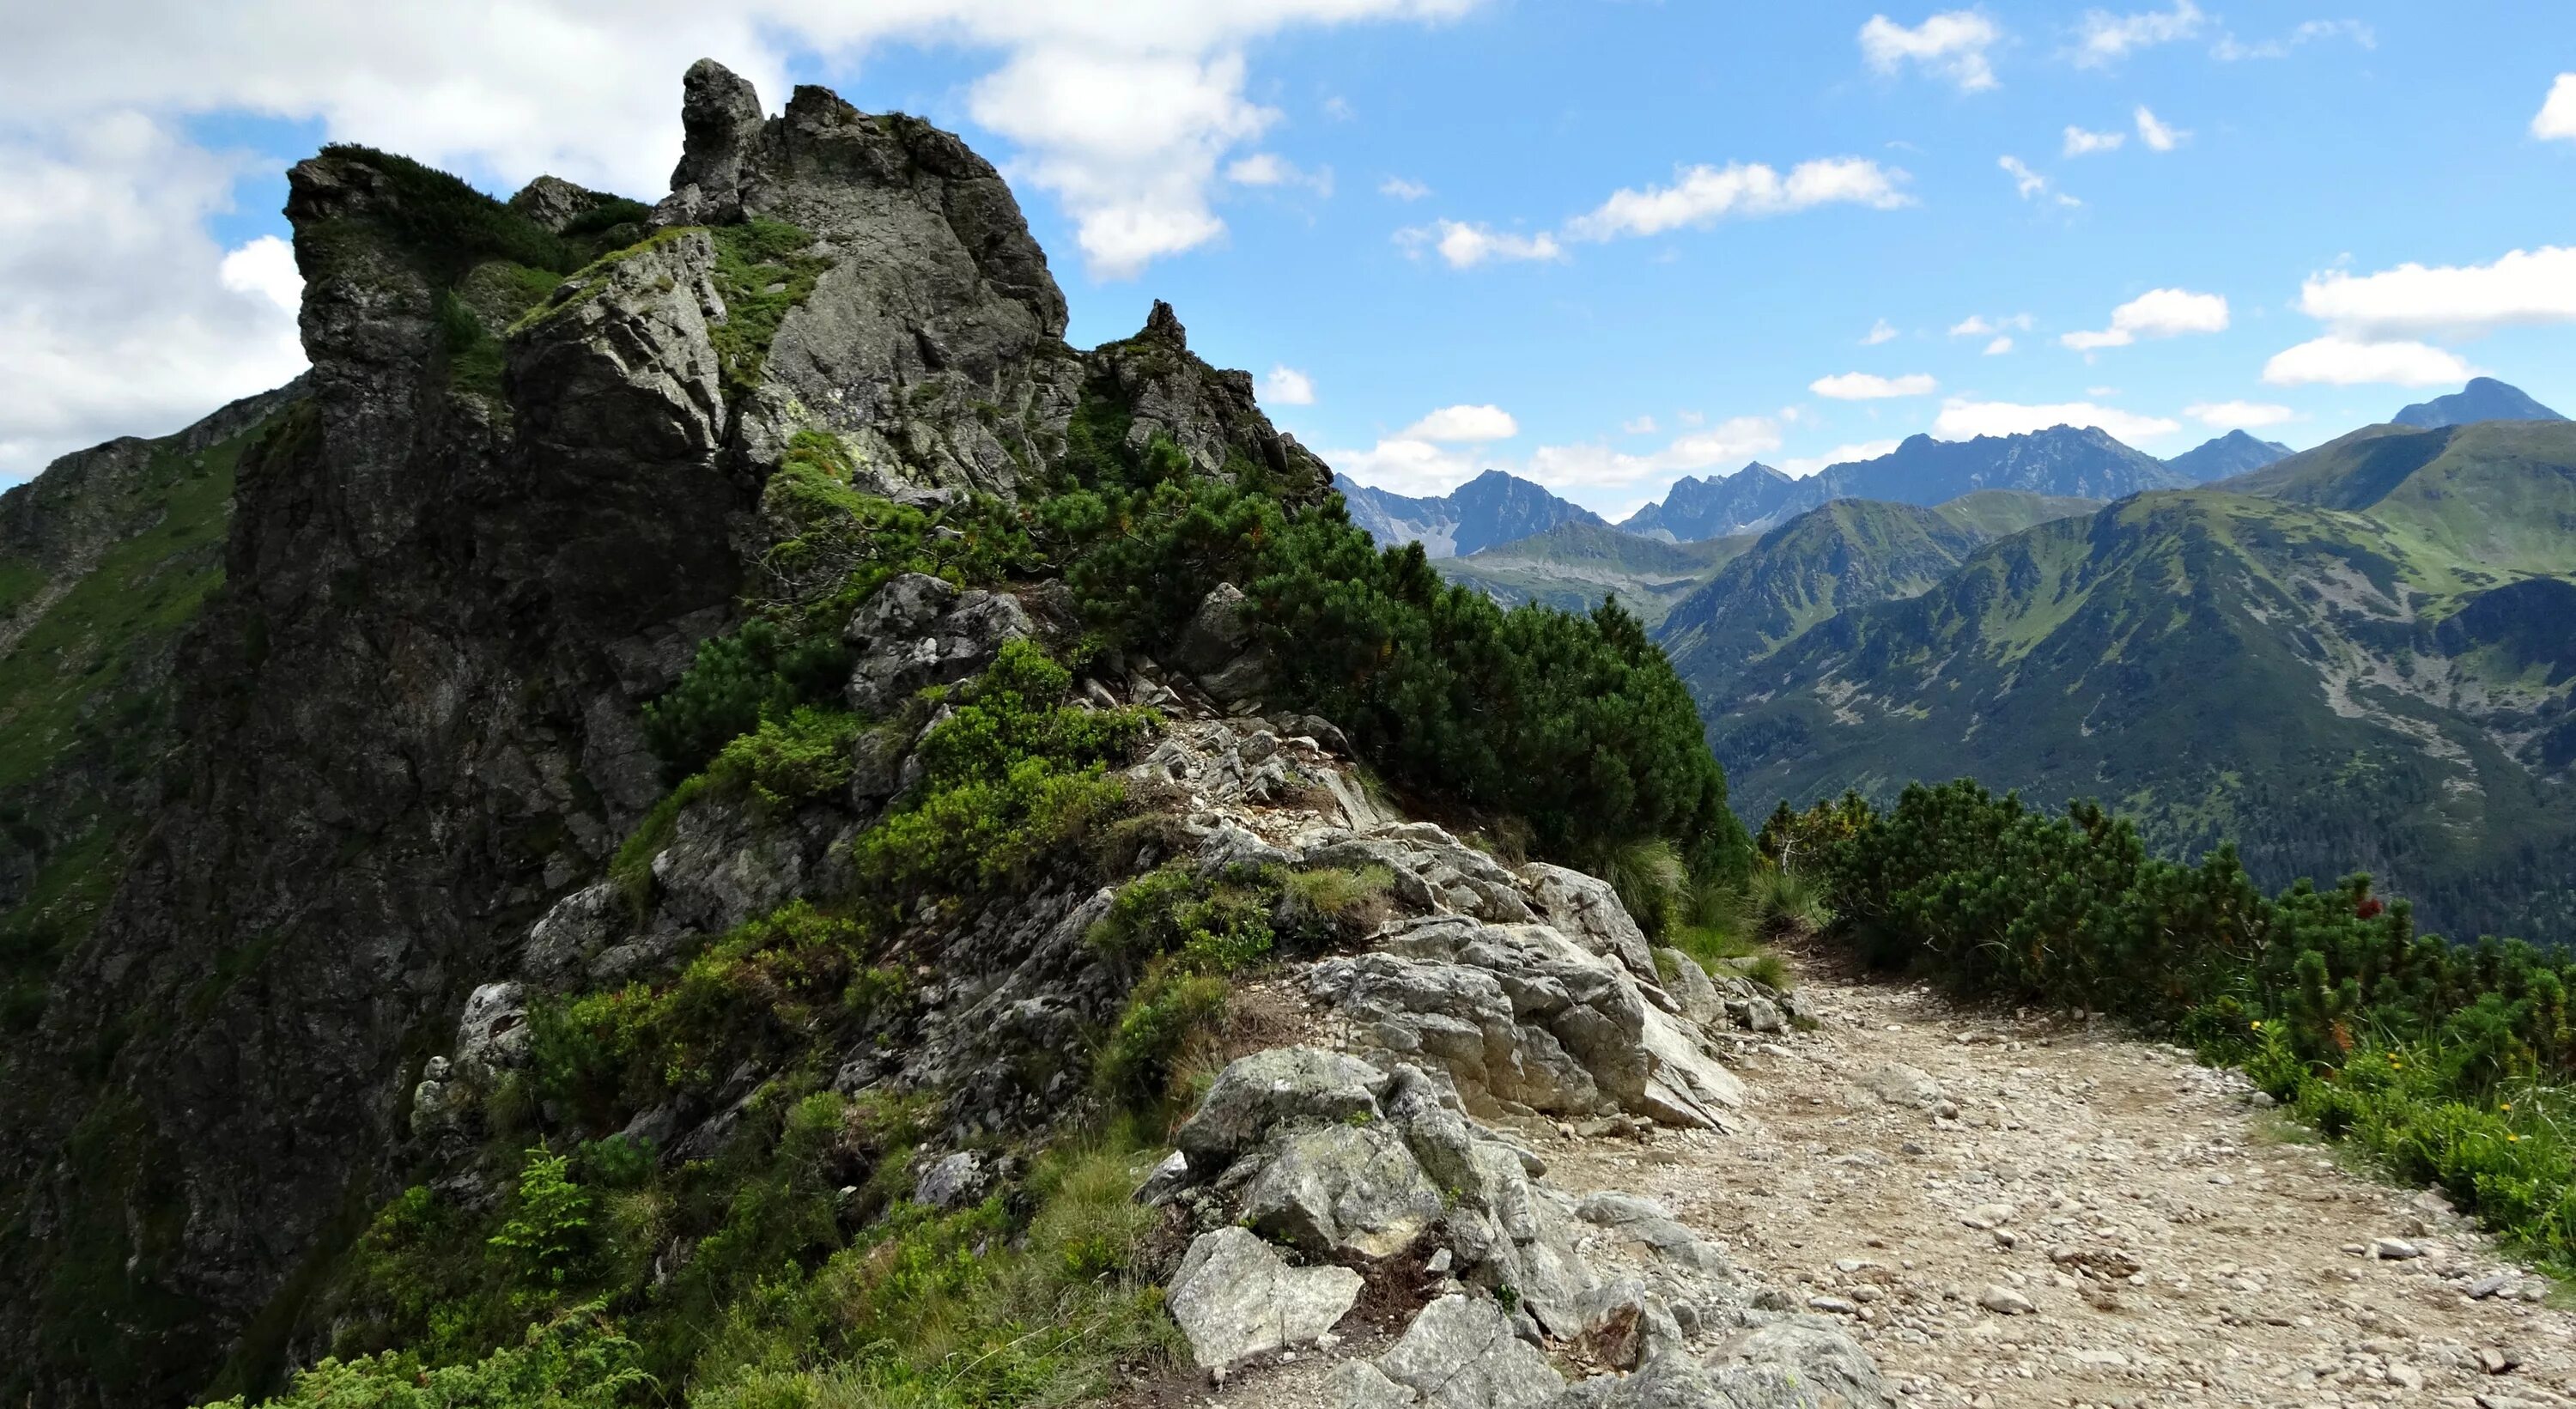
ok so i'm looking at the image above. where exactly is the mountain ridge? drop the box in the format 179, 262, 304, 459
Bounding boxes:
1335, 467, 1601, 557
2393, 376, 2565, 428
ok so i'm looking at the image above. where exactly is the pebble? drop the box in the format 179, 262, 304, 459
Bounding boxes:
1978, 1285, 2036, 1315
2373, 1237, 2423, 1260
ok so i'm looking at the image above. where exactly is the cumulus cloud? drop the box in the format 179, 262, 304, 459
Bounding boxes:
1522, 416, 1783, 490
1984, 336, 2015, 355
0, 114, 308, 483
1998, 155, 2076, 204
1623, 415, 1659, 434
2060, 287, 2229, 350
1378, 174, 1431, 199
1935, 398, 2181, 443
2262, 336, 2478, 387
1324, 437, 1482, 496
2537, 76, 2576, 142
2134, 105, 2185, 151
1780, 440, 1903, 477
1400, 404, 1519, 441
2295, 246, 2576, 339
2070, 0, 2203, 67
1394, 220, 1564, 269
2186, 400, 2297, 428
2063, 125, 2125, 156
1260, 364, 1315, 405
1810, 372, 1938, 399
1564, 158, 1911, 241
1862, 319, 1900, 345
1858, 10, 2003, 93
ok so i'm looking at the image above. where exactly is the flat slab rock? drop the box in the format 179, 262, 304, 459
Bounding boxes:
1375, 1294, 1566, 1409
1167, 1226, 1363, 1373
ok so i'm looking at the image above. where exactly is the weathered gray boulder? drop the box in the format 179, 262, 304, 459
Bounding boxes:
1711, 1318, 1886, 1409
1849, 1062, 1942, 1109
1558, 1357, 1824, 1409
843, 573, 1034, 714
1656, 949, 1730, 1029
1308, 915, 1744, 1128
1523, 864, 1660, 983
1577, 1193, 1735, 1278
1329, 1360, 1423, 1408
1242, 1121, 1447, 1258
1377, 1295, 1565, 1409
913, 1151, 987, 1210
1307, 824, 1535, 923
453, 982, 530, 1082
657, 58, 766, 225
506, 174, 619, 233
650, 793, 832, 935
1577, 1278, 1687, 1370
1165, 1227, 1361, 1373
520, 880, 628, 986
1171, 583, 1269, 701
1174, 1048, 1390, 1169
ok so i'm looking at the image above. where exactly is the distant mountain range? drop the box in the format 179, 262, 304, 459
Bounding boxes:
2394, 377, 2565, 429
1336, 468, 1601, 557
1434, 521, 1756, 629
1621, 465, 1811, 542
1680, 418, 2576, 945
2165, 428, 2293, 482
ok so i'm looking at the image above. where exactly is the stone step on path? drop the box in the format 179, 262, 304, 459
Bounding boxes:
1544, 953, 2576, 1409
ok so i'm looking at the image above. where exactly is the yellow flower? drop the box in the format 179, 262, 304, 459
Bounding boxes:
2250, 1020, 2263, 1030
2510, 1134, 2522, 1144
2503, 1102, 2513, 1112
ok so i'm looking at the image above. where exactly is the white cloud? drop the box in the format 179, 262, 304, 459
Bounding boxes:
1326, 437, 1481, 496
2060, 287, 2229, 350
1400, 404, 1519, 441
2295, 246, 2576, 338
1260, 364, 1315, 405
2213, 19, 2375, 61
1949, 312, 2032, 337
2262, 336, 2478, 387
1810, 371, 1938, 399
1935, 397, 2181, 443
2063, 125, 2125, 156
2185, 399, 2297, 429
1780, 440, 1903, 477
1378, 174, 1431, 200
0, 113, 307, 483
1226, 151, 1332, 196
1858, 10, 2003, 93
218, 234, 302, 314
1564, 158, 1910, 241
2133, 105, 2185, 151
2537, 76, 2576, 142
2071, 0, 2203, 67
1998, 155, 2050, 199
1622, 414, 1659, 434
1395, 220, 1563, 269
1984, 335, 2015, 355
1862, 318, 1899, 345
1523, 416, 1783, 490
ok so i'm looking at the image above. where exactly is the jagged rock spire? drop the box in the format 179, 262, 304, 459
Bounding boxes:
661, 58, 766, 225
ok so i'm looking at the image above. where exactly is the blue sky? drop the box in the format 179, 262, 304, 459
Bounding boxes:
6, 3, 2574, 513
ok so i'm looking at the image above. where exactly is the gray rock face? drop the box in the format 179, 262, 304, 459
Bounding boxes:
1175, 1048, 1392, 1170
1850, 1062, 1943, 1109
1377, 1294, 1566, 1409
1523, 864, 1661, 984
1166, 1227, 1362, 1373
1243, 1121, 1448, 1258
1172, 583, 1270, 702
1566, 1356, 1822, 1409
1710, 1318, 1886, 1409
843, 572, 1034, 714
1330, 1360, 1424, 1408
507, 174, 619, 234
1306, 913, 1743, 1128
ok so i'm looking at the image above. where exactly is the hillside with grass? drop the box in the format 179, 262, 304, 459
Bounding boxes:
1431, 519, 1755, 628
1705, 422, 2576, 945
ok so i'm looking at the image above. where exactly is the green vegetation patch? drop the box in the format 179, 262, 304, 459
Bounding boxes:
707, 220, 833, 400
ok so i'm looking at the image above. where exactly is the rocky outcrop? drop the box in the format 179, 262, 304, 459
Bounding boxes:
1167, 1227, 1364, 1373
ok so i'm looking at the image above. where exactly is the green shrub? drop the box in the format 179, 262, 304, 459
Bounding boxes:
209, 1303, 650, 1409
641, 621, 854, 780
1093, 966, 1230, 1112
488, 1148, 594, 1289
708, 707, 860, 812
1592, 837, 1688, 939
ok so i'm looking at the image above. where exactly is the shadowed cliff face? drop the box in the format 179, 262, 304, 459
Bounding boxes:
0, 58, 1327, 1407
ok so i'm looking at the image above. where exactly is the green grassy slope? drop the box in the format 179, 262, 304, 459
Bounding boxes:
1433, 519, 1754, 628
0, 414, 283, 1034
1701, 449, 2576, 943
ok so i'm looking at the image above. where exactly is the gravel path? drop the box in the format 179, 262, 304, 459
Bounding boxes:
1548, 952, 2576, 1408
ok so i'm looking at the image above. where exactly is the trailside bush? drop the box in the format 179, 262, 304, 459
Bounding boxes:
641, 621, 852, 782
1804, 778, 2576, 1268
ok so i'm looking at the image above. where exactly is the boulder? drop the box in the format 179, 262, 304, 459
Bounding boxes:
1557, 1357, 1823, 1409
1577, 1278, 1686, 1370
1166, 1227, 1362, 1373
1243, 1121, 1447, 1258
1171, 583, 1269, 701
1174, 1048, 1390, 1169
843, 573, 1036, 715
453, 982, 530, 1082
913, 1151, 988, 1210
520, 881, 627, 986
1656, 950, 1730, 1029
1850, 1062, 1943, 1109
1523, 864, 1661, 984
1710, 1317, 1888, 1408
1329, 1361, 1421, 1408
1577, 1193, 1735, 1278
1377, 1295, 1566, 1409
